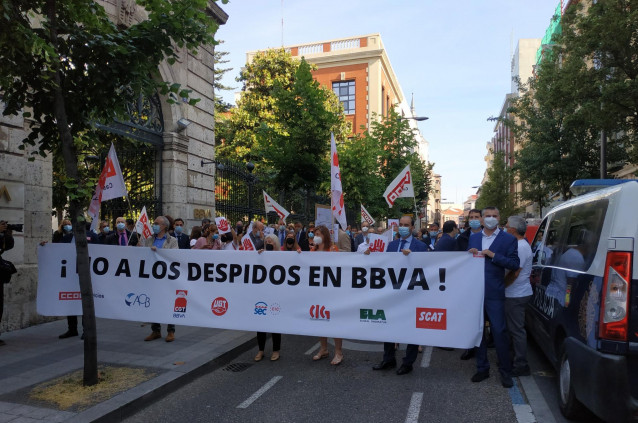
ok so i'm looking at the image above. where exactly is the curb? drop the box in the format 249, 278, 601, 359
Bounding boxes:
68, 333, 256, 423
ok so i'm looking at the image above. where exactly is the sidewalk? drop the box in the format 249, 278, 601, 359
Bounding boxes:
0, 318, 255, 422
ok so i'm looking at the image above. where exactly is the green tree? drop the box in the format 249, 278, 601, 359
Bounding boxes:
213, 41, 234, 113
476, 151, 518, 222
0, 0, 222, 385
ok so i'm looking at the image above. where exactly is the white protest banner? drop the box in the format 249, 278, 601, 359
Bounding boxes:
37, 244, 485, 348
263, 191, 290, 221
88, 143, 128, 230
241, 233, 256, 251
315, 204, 331, 228
361, 204, 375, 226
383, 164, 414, 207
330, 133, 347, 230
367, 233, 388, 253
215, 217, 231, 234
135, 206, 152, 240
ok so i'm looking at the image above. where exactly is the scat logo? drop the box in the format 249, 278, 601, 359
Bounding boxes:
254, 302, 268, 315
211, 297, 229, 316
416, 307, 446, 330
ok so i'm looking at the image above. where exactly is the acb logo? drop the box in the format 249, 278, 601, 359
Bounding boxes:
125, 293, 151, 308
174, 290, 188, 313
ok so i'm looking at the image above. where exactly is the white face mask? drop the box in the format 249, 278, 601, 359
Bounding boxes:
483, 217, 499, 230
362, 226, 369, 233
313, 236, 323, 245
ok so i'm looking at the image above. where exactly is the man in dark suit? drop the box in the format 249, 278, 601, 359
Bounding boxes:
422, 222, 440, 251
468, 206, 519, 388
294, 221, 309, 251
434, 220, 459, 251
106, 216, 139, 246
171, 217, 191, 249
372, 215, 427, 376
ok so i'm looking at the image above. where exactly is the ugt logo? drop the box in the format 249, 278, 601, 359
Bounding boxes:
309, 305, 330, 320
174, 290, 188, 313
211, 297, 229, 316
254, 302, 268, 316
416, 307, 447, 330
125, 293, 151, 308
360, 309, 387, 323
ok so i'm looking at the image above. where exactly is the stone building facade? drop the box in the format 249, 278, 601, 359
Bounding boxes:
0, 0, 226, 332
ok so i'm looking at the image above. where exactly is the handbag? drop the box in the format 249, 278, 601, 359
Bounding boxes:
0, 257, 17, 284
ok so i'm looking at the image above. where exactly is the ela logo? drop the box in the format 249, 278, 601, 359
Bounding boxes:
360, 309, 387, 323
174, 290, 188, 313
416, 308, 447, 330
211, 297, 229, 316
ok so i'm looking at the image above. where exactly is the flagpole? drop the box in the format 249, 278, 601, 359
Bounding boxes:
413, 196, 420, 230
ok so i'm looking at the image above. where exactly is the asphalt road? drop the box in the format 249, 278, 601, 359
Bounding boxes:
124, 335, 523, 423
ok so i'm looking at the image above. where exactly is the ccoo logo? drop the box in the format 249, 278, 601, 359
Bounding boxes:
309, 305, 330, 320
59, 291, 81, 300
211, 297, 229, 316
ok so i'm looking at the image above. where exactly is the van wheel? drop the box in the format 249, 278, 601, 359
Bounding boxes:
558, 345, 586, 419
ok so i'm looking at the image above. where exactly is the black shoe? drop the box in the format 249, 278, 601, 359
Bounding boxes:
512, 365, 531, 377
460, 348, 475, 360
396, 364, 413, 375
471, 370, 490, 383
372, 359, 397, 370
501, 374, 514, 388
436, 347, 454, 351
0, 339, 5, 346
59, 330, 79, 339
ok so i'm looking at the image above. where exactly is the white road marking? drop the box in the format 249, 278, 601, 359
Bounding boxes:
405, 392, 424, 423
420, 346, 433, 367
513, 404, 536, 423
236, 376, 283, 409
518, 375, 556, 423
304, 342, 320, 355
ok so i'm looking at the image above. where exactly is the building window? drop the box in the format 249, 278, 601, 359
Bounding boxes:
333, 80, 355, 115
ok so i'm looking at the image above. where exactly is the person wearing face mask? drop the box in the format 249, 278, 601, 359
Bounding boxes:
248, 220, 265, 250
97, 220, 111, 244
219, 227, 239, 251
275, 219, 287, 246
423, 222, 440, 251
171, 218, 190, 249
51, 219, 82, 339
434, 220, 459, 251
106, 216, 139, 247
235, 221, 244, 236
254, 234, 285, 361
371, 216, 427, 376
281, 230, 301, 252
355, 224, 374, 253
354, 222, 371, 251
193, 223, 222, 250
306, 228, 315, 249
467, 206, 519, 388
139, 215, 178, 342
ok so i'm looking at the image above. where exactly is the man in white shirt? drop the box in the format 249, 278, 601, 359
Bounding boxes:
504, 216, 533, 377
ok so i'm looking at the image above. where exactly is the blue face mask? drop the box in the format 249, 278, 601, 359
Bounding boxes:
346, 230, 351, 236
459, 228, 465, 234
174, 226, 183, 235
398, 227, 411, 238
429, 231, 438, 238
469, 220, 481, 230
152, 224, 161, 234
63, 225, 72, 233
308, 232, 314, 239
116, 222, 126, 231
103, 227, 110, 234
212, 234, 219, 240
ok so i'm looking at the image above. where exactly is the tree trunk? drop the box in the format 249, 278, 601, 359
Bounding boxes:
47, 0, 98, 387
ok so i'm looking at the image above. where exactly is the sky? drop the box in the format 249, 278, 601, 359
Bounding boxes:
215, 0, 561, 206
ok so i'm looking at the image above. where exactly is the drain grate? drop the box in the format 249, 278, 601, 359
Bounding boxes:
223, 363, 253, 373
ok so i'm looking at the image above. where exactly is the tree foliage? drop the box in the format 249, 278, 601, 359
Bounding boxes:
509, 0, 630, 205
476, 151, 519, 222
0, 0, 223, 385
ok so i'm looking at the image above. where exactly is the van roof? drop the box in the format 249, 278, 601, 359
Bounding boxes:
570, 179, 638, 196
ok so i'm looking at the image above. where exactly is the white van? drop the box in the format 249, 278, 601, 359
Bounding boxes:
526, 179, 638, 422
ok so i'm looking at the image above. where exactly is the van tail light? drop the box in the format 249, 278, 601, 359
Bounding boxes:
599, 251, 632, 341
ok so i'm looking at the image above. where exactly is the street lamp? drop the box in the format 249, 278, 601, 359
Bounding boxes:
400, 116, 429, 121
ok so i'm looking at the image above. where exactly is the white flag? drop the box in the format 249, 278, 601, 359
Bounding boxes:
88, 143, 128, 229
330, 133, 347, 230
241, 233, 256, 251
383, 165, 414, 207
263, 191, 290, 221
360, 204, 375, 226
135, 206, 153, 240
215, 217, 231, 234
